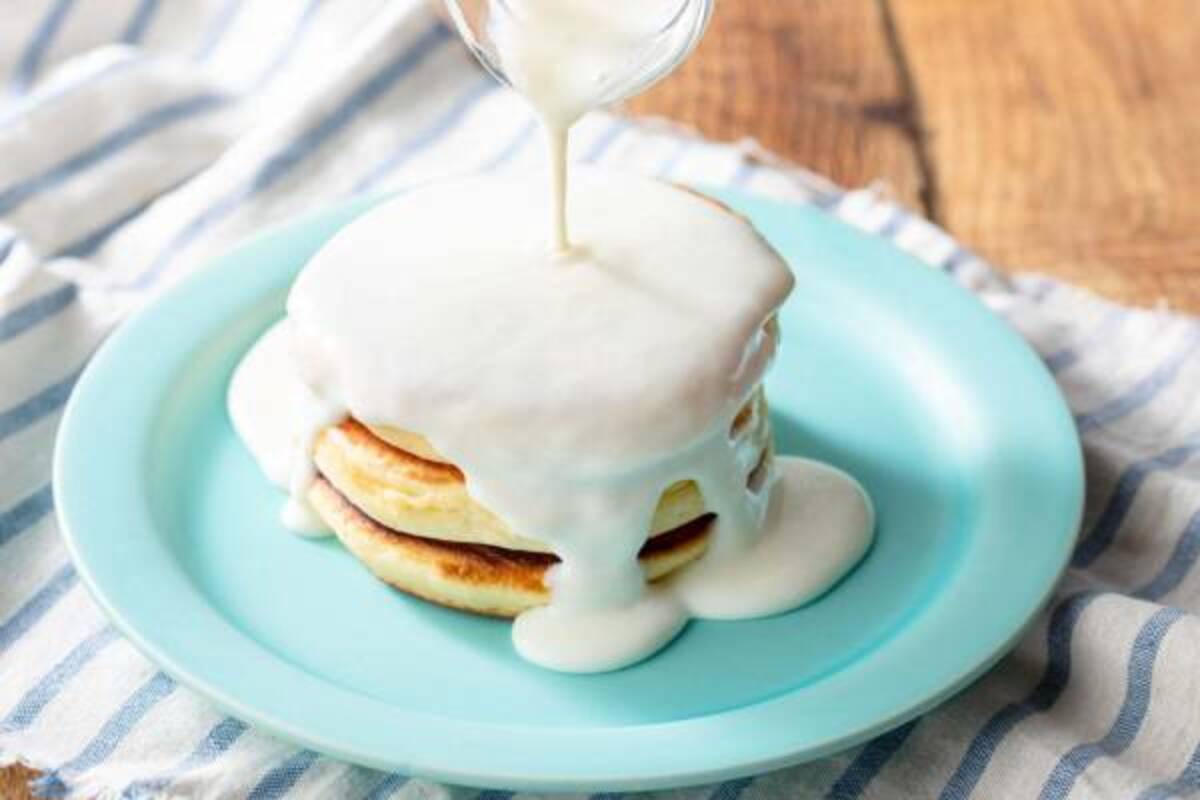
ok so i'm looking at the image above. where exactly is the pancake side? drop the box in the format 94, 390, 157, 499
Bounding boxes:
308, 476, 714, 618
313, 390, 770, 553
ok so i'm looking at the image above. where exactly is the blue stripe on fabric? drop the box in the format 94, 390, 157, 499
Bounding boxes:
877, 207, 906, 239
34, 671, 178, 796
120, 0, 160, 44
246, 750, 321, 800
1043, 350, 1078, 374
193, 0, 244, 61
589, 793, 626, 800
1072, 438, 1200, 568
580, 118, 627, 163
55, 202, 153, 259
361, 772, 410, 800
0, 564, 78, 652
0, 483, 53, 546
119, 717, 248, 799
0, 92, 228, 216
52, 170, 197, 259
350, 113, 538, 208
656, 140, 691, 178
476, 118, 537, 173
0, 284, 78, 343
475, 792, 514, 800
942, 246, 971, 275
134, 21, 451, 289
708, 776, 755, 800
939, 590, 1101, 800
1138, 742, 1200, 800
1038, 607, 1186, 800
9, 0, 78, 94
812, 190, 846, 212
1133, 508, 1200, 602
0, 53, 144, 135
728, 159, 755, 188
1076, 326, 1200, 434
826, 719, 920, 799
1027, 278, 1057, 303
1043, 308, 1127, 374
351, 77, 497, 194
0, 367, 81, 441
0, 626, 118, 734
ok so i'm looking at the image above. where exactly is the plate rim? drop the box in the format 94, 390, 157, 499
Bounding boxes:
53, 187, 1084, 791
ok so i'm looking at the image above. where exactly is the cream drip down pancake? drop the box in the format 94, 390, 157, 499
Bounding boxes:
228, 171, 875, 672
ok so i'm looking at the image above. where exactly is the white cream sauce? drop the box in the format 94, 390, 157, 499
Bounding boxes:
226, 1, 876, 673
227, 320, 338, 536
486, 0, 682, 251
670, 458, 875, 619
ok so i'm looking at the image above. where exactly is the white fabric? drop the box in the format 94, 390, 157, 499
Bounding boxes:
2, 2, 1199, 798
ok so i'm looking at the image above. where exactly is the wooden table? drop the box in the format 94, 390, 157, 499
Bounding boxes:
3, 1, 1196, 797
629, 0, 1200, 311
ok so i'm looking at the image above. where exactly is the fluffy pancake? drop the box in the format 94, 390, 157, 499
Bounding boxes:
308, 475, 715, 617
304, 391, 774, 617
312, 389, 771, 553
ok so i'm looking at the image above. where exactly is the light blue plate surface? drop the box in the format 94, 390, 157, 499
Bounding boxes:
54, 189, 1083, 792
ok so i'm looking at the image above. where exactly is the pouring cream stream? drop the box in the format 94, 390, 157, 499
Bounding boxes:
455, 0, 700, 252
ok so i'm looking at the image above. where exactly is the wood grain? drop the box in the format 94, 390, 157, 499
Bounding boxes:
627, 0, 927, 210
0, 764, 37, 799
885, 0, 1200, 310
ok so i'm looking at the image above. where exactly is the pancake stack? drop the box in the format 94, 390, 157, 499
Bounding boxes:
306, 387, 774, 618
230, 171, 798, 643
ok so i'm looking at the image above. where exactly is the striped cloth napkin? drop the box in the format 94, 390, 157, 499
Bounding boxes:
2, 1, 1199, 798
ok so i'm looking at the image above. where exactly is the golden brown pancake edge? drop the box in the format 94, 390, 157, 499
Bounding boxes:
307, 476, 713, 618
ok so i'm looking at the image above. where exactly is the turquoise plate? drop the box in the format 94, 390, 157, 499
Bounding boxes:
54, 189, 1083, 792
